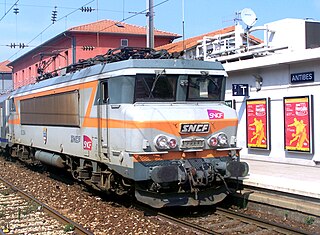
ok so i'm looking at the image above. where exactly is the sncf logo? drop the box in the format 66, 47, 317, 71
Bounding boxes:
207, 109, 224, 120
180, 123, 210, 134
83, 135, 92, 150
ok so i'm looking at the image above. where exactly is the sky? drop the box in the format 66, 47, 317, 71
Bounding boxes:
1, 0, 320, 62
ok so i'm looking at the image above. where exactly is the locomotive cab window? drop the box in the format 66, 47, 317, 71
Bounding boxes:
187, 75, 225, 101
134, 73, 177, 102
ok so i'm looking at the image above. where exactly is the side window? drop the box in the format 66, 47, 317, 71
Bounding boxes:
102, 81, 108, 103
10, 98, 15, 112
108, 76, 135, 104
0, 107, 3, 126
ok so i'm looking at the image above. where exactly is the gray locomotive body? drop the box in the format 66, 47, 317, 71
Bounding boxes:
0, 55, 248, 208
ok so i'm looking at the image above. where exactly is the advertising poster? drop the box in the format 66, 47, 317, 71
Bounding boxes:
246, 98, 270, 149
284, 96, 313, 153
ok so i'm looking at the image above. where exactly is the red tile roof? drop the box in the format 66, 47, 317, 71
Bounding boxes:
69, 19, 180, 39
156, 25, 263, 53
0, 60, 11, 72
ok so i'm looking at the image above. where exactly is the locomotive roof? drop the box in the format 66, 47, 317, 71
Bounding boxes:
12, 59, 226, 96
101, 58, 225, 73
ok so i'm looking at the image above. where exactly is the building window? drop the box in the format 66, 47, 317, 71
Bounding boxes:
121, 39, 128, 47
64, 50, 69, 65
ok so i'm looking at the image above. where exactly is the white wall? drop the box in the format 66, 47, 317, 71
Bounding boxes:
266, 18, 307, 51
225, 60, 320, 166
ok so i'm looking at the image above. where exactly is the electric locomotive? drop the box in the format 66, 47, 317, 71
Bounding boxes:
0, 48, 248, 208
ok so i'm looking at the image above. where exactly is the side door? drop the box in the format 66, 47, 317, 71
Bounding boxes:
99, 80, 110, 160
6, 98, 15, 145
101, 75, 135, 163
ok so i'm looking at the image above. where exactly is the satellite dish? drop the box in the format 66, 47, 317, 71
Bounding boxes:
240, 8, 257, 27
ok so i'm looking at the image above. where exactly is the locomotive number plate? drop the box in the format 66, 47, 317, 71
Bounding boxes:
181, 139, 205, 149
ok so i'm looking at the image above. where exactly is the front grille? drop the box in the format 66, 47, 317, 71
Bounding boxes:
180, 138, 205, 149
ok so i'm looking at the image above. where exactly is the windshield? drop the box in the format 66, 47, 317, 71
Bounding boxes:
134, 73, 224, 102
135, 73, 177, 102
187, 75, 223, 101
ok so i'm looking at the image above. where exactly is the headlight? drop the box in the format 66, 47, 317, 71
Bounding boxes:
154, 135, 177, 150
208, 133, 228, 147
208, 136, 218, 147
168, 138, 177, 149
217, 133, 228, 146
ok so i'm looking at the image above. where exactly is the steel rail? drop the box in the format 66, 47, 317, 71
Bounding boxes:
137, 202, 313, 235
216, 207, 313, 235
0, 176, 93, 235
156, 211, 219, 235
137, 204, 219, 235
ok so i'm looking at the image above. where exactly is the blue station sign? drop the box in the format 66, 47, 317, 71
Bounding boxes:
232, 84, 249, 96
291, 71, 314, 84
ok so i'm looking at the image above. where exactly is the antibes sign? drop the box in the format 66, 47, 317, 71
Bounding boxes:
291, 72, 314, 84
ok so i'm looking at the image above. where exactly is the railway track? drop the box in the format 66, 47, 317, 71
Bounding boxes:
0, 156, 317, 234
0, 176, 93, 235
215, 207, 311, 234
142, 205, 314, 235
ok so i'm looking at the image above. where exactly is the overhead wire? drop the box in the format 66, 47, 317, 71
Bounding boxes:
27, 0, 95, 44
5, 0, 171, 61
78, 0, 169, 52
0, 2, 124, 14
97, 0, 170, 33
6, 0, 95, 61
0, 0, 19, 22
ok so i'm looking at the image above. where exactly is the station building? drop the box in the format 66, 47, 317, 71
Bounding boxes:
160, 18, 320, 167
8, 19, 180, 89
0, 60, 13, 94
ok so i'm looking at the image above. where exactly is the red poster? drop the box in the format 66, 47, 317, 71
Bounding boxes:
284, 96, 311, 152
246, 99, 269, 149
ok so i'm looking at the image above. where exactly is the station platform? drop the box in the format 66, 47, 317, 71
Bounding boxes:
240, 159, 320, 217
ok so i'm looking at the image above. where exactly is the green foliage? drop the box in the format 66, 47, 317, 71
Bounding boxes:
22, 201, 39, 215
64, 224, 75, 232
0, 210, 5, 218
305, 216, 315, 225
0, 189, 11, 196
